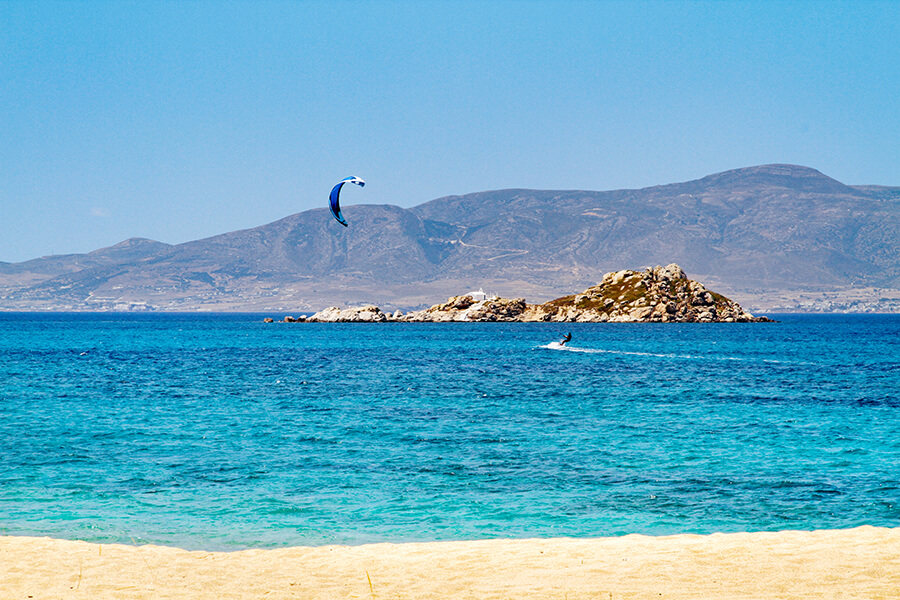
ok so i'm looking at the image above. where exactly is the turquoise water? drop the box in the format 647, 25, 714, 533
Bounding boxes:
0, 313, 898, 550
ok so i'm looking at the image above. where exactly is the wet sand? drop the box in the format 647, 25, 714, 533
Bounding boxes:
2, 526, 898, 599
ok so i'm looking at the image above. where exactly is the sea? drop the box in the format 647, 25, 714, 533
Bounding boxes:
0, 312, 898, 550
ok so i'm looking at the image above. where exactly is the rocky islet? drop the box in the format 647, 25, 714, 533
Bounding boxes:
275, 264, 771, 323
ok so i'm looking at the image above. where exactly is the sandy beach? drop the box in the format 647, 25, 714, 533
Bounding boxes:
2, 526, 898, 599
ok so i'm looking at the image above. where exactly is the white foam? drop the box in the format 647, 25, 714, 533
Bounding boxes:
538, 343, 804, 364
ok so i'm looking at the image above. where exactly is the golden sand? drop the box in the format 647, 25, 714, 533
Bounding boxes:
2, 527, 898, 599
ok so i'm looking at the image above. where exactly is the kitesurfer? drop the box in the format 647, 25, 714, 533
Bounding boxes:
559, 332, 572, 346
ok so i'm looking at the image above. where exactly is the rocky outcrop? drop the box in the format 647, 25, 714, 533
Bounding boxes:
306, 305, 390, 323
400, 296, 528, 322
285, 264, 771, 323
523, 264, 768, 322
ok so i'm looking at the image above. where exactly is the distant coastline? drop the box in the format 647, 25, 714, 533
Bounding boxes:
2, 165, 898, 314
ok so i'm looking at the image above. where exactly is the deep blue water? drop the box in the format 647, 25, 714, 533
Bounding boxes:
0, 313, 898, 550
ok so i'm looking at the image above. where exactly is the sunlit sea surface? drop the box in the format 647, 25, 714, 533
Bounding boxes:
1, 313, 898, 550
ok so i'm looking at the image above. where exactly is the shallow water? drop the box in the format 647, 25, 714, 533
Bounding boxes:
0, 313, 898, 549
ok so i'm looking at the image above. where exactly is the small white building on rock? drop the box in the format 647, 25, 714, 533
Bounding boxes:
467, 288, 497, 302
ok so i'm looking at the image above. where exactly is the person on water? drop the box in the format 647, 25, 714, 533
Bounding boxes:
559, 332, 572, 346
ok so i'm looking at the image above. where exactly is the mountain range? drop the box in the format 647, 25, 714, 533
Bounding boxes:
2, 164, 898, 312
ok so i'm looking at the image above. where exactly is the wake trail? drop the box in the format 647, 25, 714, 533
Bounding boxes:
538, 343, 809, 365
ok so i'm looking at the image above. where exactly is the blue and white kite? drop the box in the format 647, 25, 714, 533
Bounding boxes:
329, 176, 365, 227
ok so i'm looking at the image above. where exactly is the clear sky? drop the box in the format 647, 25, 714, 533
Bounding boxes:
1, 0, 898, 263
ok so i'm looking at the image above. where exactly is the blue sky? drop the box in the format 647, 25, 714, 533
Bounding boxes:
1, 0, 898, 263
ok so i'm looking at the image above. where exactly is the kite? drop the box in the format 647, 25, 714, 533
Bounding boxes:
329, 176, 365, 226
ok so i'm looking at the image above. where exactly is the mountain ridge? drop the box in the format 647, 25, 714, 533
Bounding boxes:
2, 164, 898, 312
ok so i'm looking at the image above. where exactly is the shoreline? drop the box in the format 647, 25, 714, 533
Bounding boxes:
3, 526, 898, 599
